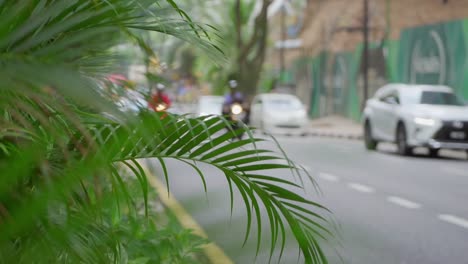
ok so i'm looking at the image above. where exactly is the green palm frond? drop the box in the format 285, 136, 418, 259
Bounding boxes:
1, 105, 332, 263
0, 0, 222, 107
86, 112, 331, 263
0, 0, 332, 263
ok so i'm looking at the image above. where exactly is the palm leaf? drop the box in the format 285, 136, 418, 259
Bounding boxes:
78, 112, 333, 263
0, 0, 333, 263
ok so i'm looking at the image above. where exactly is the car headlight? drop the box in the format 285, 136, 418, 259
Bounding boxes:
413, 117, 437, 126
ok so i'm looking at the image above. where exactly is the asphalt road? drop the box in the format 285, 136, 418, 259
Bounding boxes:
148, 136, 468, 264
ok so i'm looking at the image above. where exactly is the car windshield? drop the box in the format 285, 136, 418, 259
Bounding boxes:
265, 97, 302, 110
420, 91, 464, 106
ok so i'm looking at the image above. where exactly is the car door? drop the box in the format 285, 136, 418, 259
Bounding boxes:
379, 92, 401, 141
368, 94, 388, 140
367, 85, 394, 140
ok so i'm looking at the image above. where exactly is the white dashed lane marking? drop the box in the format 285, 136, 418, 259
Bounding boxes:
387, 196, 422, 209
300, 170, 468, 230
347, 183, 375, 193
438, 214, 468, 229
318, 172, 339, 182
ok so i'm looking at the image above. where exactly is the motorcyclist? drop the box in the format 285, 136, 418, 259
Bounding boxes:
148, 83, 171, 112
222, 79, 250, 139
222, 80, 246, 116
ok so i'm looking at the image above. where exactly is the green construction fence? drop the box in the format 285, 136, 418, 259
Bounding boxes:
290, 18, 468, 121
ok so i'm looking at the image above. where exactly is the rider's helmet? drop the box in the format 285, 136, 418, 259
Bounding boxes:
156, 83, 165, 91
228, 80, 238, 89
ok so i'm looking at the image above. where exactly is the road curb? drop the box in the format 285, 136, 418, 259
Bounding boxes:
308, 130, 363, 140
139, 160, 234, 264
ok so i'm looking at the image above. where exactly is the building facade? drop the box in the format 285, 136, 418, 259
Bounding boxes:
275, 0, 468, 120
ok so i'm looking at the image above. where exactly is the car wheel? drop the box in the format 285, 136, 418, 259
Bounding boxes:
429, 148, 439, 157
364, 120, 378, 150
396, 123, 412, 156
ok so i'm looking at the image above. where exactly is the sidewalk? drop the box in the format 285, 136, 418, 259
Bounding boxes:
308, 115, 363, 140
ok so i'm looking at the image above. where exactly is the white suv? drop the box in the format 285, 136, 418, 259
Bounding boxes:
362, 84, 468, 156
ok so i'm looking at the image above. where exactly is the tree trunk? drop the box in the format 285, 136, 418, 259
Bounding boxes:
234, 0, 272, 101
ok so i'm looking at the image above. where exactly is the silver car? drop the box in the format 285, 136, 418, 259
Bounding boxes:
363, 84, 468, 156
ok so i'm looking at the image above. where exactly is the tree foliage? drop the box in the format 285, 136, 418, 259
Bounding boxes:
160, 0, 272, 97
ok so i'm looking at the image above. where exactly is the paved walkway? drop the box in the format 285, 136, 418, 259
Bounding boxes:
308, 115, 363, 140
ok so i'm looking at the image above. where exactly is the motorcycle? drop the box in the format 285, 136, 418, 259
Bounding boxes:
224, 102, 249, 140
154, 102, 168, 112
151, 102, 170, 120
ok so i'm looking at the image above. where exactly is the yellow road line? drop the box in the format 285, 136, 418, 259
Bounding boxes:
139, 161, 234, 264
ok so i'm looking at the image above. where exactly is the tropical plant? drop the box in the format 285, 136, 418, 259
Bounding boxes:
0, 0, 331, 263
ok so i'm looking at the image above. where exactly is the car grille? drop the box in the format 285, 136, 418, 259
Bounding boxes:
432, 121, 468, 143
